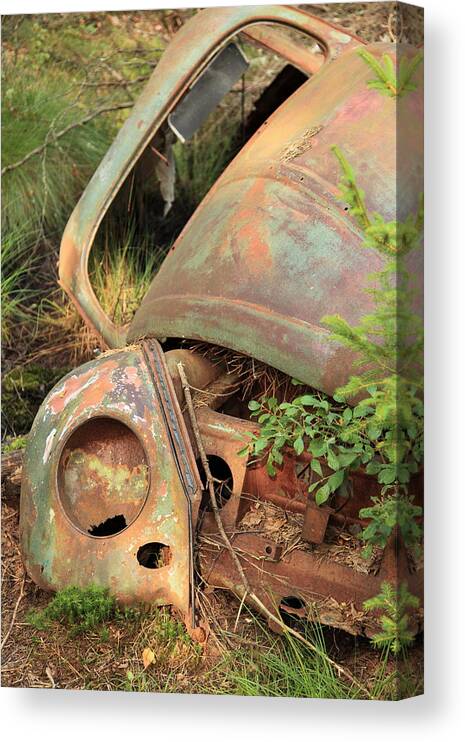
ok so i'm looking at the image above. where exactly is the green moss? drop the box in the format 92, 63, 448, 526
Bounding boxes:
2, 364, 71, 436
1, 434, 28, 453
27, 584, 119, 636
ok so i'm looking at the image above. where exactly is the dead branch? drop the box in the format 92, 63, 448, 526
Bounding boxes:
82, 74, 150, 88
1, 449, 23, 490
1, 102, 134, 176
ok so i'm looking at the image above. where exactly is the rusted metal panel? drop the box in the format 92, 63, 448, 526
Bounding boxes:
19, 358, 423, 635
199, 529, 422, 635
19, 342, 202, 623
302, 499, 333, 544
128, 41, 423, 396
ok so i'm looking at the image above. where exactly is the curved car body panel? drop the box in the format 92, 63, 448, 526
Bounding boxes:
128, 42, 423, 394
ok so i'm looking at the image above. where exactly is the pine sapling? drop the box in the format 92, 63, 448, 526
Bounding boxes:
364, 581, 420, 654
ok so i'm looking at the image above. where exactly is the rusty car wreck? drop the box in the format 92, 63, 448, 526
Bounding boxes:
19, 5, 423, 640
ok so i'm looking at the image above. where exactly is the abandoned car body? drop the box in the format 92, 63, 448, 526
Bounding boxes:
20, 5, 423, 638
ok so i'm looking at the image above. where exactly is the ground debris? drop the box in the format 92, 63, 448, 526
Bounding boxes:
238, 498, 382, 574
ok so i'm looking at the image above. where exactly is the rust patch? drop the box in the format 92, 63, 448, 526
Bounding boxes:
58, 418, 149, 535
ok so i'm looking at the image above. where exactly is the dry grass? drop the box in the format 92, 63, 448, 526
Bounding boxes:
187, 342, 312, 403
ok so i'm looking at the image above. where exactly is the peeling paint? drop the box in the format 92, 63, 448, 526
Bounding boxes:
43, 429, 56, 464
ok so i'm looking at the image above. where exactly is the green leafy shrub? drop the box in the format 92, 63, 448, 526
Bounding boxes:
364, 582, 420, 655
245, 390, 375, 505
322, 147, 423, 544
359, 495, 422, 558
244, 380, 423, 513
27, 585, 118, 635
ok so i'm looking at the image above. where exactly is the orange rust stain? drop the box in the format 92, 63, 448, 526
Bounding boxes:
48, 369, 95, 415
235, 222, 273, 275
73, 362, 119, 415
59, 234, 80, 284
232, 180, 274, 275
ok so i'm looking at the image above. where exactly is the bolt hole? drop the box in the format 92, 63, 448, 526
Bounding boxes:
137, 542, 172, 569
265, 545, 273, 555
88, 514, 127, 537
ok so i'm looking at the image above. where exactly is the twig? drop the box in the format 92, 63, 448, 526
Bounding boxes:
1, 574, 26, 652
2, 102, 134, 176
177, 362, 372, 699
150, 144, 169, 166
177, 362, 251, 596
82, 75, 150, 88
388, 2, 403, 42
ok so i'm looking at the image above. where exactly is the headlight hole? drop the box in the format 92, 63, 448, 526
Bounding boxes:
58, 417, 149, 537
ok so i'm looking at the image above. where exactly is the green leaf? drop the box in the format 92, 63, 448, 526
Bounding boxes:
294, 436, 304, 456
254, 438, 269, 454
310, 458, 323, 476
336, 451, 358, 468
266, 460, 276, 477
378, 466, 397, 485
309, 439, 326, 458
327, 448, 340, 471
248, 400, 261, 411
315, 484, 330, 506
298, 394, 319, 407
366, 460, 381, 475
327, 469, 345, 492
342, 407, 352, 423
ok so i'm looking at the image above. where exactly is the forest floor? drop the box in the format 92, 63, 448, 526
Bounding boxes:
1, 485, 423, 698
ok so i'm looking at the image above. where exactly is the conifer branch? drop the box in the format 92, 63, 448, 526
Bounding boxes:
358, 49, 423, 99
331, 145, 370, 229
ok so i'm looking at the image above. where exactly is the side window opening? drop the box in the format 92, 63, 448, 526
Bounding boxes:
92, 23, 316, 324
